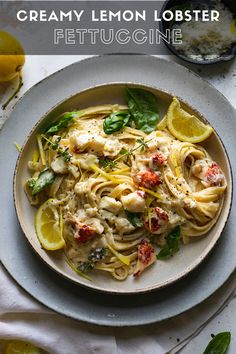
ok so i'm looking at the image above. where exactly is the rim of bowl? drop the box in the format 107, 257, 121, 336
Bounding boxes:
13, 81, 233, 295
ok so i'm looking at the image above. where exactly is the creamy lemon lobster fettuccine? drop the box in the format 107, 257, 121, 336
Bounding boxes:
25, 88, 227, 281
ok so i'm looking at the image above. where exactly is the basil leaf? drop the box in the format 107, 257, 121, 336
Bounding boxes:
157, 225, 181, 260
45, 111, 80, 135
126, 211, 143, 228
203, 332, 231, 354
166, 225, 181, 251
32, 169, 55, 195
126, 88, 160, 133
156, 245, 173, 260
103, 111, 131, 135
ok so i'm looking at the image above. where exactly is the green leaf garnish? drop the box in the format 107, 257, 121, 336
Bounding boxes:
78, 248, 107, 273
203, 332, 231, 354
31, 169, 55, 195
45, 111, 80, 135
103, 111, 131, 135
126, 211, 143, 228
126, 88, 160, 133
157, 225, 181, 260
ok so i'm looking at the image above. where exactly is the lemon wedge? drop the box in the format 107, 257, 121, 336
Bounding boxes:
6, 340, 41, 354
166, 97, 213, 143
35, 198, 65, 251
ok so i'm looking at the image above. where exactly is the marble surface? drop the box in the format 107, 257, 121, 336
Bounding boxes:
0, 54, 235, 353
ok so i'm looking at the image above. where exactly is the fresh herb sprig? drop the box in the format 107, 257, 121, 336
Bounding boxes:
126, 88, 160, 133
45, 111, 80, 135
136, 138, 150, 151
99, 158, 118, 171
102, 88, 160, 135
78, 247, 107, 273
157, 225, 181, 260
98, 138, 151, 170
103, 111, 131, 135
126, 211, 143, 228
42, 135, 72, 162
116, 137, 152, 164
57, 147, 71, 162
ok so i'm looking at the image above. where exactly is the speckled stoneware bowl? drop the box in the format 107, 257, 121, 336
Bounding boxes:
13, 82, 232, 295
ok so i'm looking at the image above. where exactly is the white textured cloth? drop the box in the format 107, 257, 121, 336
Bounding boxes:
0, 264, 235, 354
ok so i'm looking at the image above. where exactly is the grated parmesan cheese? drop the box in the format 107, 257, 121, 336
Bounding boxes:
173, 0, 236, 61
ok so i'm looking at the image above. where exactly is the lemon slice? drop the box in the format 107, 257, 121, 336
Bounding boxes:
6, 340, 41, 354
35, 198, 65, 250
166, 97, 213, 143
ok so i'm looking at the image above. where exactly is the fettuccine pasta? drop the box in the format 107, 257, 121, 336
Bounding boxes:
25, 100, 227, 281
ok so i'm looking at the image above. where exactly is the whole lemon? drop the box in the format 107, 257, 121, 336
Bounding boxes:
0, 31, 25, 82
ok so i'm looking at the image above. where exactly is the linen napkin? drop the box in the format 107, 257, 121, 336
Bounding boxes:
0, 264, 235, 354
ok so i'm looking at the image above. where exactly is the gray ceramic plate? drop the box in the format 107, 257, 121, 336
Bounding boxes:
0, 55, 236, 326
13, 82, 232, 295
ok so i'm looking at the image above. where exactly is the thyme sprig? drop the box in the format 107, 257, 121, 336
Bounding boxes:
42, 135, 72, 162
113, 137, 152, 164
99, 158, 118, 171
98, 138, 150, 171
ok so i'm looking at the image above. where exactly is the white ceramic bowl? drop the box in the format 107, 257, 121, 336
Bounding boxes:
13, 83, 233, 294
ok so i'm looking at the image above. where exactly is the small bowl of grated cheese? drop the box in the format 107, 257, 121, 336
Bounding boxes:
160, 0, 236, 64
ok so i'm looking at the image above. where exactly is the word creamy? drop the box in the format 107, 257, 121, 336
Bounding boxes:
17, 10, 84, 22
